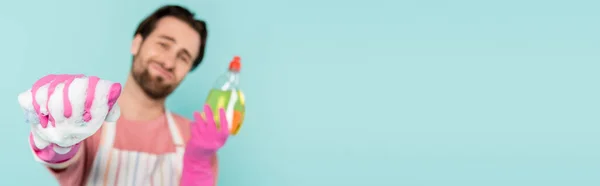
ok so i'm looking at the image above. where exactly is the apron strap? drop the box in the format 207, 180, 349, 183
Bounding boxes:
165, 110, 185, 172
100, 122, 117, 150
165, 110, 185, 146
86, 122, 117, 186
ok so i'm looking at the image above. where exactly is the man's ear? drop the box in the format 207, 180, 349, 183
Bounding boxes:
131, 34, 143, 55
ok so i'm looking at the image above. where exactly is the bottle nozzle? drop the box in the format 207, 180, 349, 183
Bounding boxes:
229, 56, 241, 72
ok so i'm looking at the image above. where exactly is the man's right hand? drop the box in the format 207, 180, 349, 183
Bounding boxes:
18, 74, 122, 164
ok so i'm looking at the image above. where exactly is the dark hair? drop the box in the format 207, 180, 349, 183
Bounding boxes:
134, 5, 207, 71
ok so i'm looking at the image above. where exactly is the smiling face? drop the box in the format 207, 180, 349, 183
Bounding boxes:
130, 16, 201, 99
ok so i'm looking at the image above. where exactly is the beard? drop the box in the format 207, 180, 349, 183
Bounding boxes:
131, 59, 177, 100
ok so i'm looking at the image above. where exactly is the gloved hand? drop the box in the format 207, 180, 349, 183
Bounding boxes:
181, 104, 230, 186
18, 74, 122, 164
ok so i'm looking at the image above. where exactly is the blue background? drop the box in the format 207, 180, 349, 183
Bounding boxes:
1, 0, 599, 185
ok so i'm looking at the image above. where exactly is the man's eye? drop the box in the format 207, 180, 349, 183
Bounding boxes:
179, 56, 190, 63
158, 43, 168, 49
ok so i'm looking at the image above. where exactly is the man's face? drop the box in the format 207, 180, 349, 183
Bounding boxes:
130, 16, 201, 99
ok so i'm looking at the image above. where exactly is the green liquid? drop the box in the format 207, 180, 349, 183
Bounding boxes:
205, 89, 246, 135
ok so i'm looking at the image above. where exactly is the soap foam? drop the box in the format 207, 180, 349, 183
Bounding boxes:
19, 76, 121, 147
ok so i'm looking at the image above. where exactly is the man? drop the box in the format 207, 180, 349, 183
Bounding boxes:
20, 5, 228, 186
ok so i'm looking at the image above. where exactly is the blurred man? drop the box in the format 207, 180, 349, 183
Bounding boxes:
22, 5, 228, 186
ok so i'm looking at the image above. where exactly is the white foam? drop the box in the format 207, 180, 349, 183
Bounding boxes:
18, 76, 121, 147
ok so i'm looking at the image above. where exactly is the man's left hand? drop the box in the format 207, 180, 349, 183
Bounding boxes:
187, 104, 230, 159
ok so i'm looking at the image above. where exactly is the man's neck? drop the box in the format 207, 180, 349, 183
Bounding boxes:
117, 74, 166, 121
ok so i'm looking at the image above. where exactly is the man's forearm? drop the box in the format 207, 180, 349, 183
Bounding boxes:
180, 151, 218, 186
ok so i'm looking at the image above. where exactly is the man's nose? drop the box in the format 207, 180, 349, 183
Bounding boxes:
158, 51, 177, 69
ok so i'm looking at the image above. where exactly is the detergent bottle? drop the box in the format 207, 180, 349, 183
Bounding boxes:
205, 56, 246, 135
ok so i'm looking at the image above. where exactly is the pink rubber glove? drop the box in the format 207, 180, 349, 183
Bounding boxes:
181, 104, 230, 186
19, 74, 121, 167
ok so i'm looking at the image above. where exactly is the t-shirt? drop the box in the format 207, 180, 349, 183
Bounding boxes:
44, 112, 218, 186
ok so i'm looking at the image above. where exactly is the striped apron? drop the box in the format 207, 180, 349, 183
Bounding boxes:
86, 110, 185, 186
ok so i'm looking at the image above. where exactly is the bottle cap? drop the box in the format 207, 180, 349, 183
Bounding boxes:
229, 56, 241, 72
